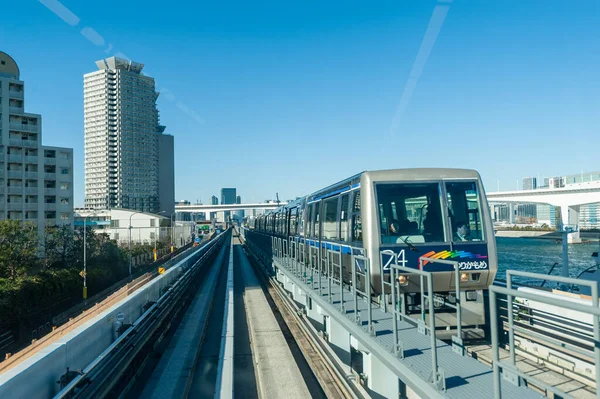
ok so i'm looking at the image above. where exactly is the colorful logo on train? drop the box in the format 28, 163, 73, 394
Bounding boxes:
420, 249, 488, 270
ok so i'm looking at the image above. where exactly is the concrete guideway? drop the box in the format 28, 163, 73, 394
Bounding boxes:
0, 233, 227, 399
140, 236, 230, 399
236, 238, 313, 399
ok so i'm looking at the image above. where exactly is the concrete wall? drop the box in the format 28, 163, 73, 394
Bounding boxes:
0, 242, 212, 399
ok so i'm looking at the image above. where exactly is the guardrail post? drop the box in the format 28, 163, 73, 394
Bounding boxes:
352, 253, 360, 324
507, 271, 516, 367
390, 264, 400, 356
490, 288, 502, 399
327, 250, 332, 302
338, 248, 344, 312
366, 257, 374, 336
453, 263, 464, 356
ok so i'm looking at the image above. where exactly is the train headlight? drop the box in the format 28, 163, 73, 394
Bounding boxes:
397, 274, 409, 286
460, 272, 469, 283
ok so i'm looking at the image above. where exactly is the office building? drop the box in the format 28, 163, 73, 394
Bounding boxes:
221, 188, 236, 221
0, 51, 74, 235
84, 56, 174, 214
522, 177, 537, 191
235, 194, 244, 219
211, 195, 218, 205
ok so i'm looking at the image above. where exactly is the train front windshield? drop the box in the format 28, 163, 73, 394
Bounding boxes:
377, 181, 485, 245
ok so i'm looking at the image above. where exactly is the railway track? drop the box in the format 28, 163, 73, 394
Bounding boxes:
237, 230, 368, 399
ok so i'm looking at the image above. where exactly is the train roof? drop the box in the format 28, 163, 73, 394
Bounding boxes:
260, 168, 481, 217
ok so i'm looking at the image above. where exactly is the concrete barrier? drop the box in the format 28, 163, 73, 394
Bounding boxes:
0, 240, 216, 399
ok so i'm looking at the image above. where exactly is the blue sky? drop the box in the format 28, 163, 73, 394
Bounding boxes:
1, 0, 599, 205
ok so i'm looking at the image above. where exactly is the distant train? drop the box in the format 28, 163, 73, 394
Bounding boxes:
244, 169, 497, 332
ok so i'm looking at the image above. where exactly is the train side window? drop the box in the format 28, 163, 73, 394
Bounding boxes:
446, 181, 484, 242
307, 203, 314, 238
339, 193, 349, 242
322, 196, 339, 241
352, 192, 362, 244
314, 202, 321, 239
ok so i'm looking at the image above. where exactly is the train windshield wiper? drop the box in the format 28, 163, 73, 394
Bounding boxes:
398, 236, 419, 252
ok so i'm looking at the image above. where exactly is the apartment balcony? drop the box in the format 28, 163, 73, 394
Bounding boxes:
44, 173, 56, 180
9, 123, 38, 133
24, 188, 38, 195
44, 188, 56, 195
9, 138, 22, 146
24, 172, 38, 179
9, 106, 24, 114
23, 140, 38, 148
7, 203, 23, 211
8, 154, 23, 163
7, 187, 23, 195
7, 171, 22, 178
24, 203, 39, 211
9, 90, 24, 99
0, 187, 4, 195
44, 203, 56, 211
25, 156, 38, 164
44, 158, 56, 165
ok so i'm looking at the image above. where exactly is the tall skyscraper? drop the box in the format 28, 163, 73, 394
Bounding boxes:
0, 51, 74, 234
221, 188, 236, 221
211, 195, 218, 205
522, 177, 537, 191
235, 195, 244, 219
84, 56, 174, 214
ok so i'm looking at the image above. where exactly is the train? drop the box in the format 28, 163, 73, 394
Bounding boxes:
244, 169, 497, 334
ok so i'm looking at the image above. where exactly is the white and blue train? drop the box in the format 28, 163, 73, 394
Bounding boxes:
245, 168, 498, 333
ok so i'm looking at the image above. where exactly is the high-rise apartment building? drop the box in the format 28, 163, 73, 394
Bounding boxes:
0, 52, 74, 234
84, 56, 174, 214
211, 195, 218, 205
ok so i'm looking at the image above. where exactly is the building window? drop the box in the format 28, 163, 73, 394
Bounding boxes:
60, 183, 69, 190
114, 233, 119, 240
59, 152, 69, 160
60, 198, 69, 205
150, 219, 156, 227
60, 213, 69, 220
110, 219, 119, 228
150, 232, 156, 240
61, 168, 69, 175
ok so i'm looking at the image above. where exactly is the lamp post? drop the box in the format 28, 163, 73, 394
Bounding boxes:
83, 211, 98, 303
129, 210, 143, 281
171, 212, 175, 250
155, 211, 166, 260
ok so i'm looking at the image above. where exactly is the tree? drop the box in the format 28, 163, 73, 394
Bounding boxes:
43, 225, 75, 269
0, 220, 39, 280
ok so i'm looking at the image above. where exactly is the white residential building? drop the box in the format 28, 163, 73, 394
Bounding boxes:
84, 56, 174, 215
0, 51, 74, 234
74, 208, 192, 246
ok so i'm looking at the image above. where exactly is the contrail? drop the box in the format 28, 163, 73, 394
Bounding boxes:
390, 1, 452, 136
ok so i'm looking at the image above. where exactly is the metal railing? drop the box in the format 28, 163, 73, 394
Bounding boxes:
489, 270, 600, 399
268, 237, 454, 391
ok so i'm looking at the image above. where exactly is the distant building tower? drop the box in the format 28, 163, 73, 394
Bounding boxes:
221, 188, 236, 221
84, 56, 174, 214
522, 177, 537, 191
211, 195, 218, 205
0, 51, 74, 236
235, 195, 244, 219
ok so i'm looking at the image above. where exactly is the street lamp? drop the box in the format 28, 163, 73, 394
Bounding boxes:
171, 212, 175, 250
83, 210, 98, 303
155, 211, 166, 259
129, 210, 143, 281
